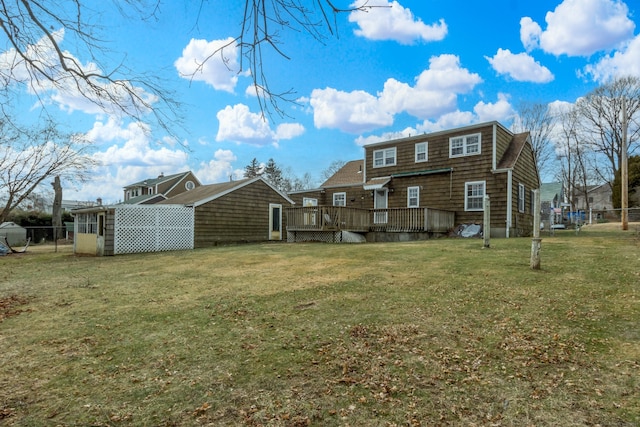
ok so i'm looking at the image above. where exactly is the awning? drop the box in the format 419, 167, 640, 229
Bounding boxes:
391, 167, 453, 178
363, 177, 391, 190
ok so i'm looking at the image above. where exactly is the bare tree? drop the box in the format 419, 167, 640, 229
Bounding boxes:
321, 159, 347, 182
512, 101, 555, 179
0, 0, 181, 134
194, 1, 380, 117
576, 76, 640, 182
1, 1, 380, 125
0, 117, 96, 223
554, 104, 594, 213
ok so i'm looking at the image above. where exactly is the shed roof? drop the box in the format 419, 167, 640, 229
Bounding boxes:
321, 160, 364, 187
0, 222, 25, 230
159, 176, 294, 207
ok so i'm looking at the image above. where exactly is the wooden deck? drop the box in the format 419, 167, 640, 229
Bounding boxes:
285, 206, 454, 233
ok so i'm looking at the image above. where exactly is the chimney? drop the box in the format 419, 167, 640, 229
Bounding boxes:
158, 172, 164, 178
97, 197, 103, 205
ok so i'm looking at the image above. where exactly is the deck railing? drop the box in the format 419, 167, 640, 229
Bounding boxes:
286, 206, 454, 233
285, 206, 369, 232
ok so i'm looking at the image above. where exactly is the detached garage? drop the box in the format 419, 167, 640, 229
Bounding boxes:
159, 176, 294, 248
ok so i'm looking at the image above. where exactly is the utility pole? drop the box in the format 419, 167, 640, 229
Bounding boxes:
621, 98, 629, 231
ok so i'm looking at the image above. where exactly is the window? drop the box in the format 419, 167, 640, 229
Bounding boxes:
373, 147, 396, 167
77, 213, 98, 234
530, 189, 536, 215
449, 133, 481, 157
465, 181, 485, 211
185, 180, 195, 190
518, 184, 525, 213
407, 186, 420, 208
415, 142, 428, 162
333, 192, 346, 206
302, 198, 318, 207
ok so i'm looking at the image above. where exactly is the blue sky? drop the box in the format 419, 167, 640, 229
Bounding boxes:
4, 0, 640, 203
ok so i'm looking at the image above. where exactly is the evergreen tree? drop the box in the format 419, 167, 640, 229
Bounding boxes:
243, 158, 262, 178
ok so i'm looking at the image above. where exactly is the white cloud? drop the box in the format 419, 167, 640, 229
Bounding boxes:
416, 111, 477, 133
194, 149, 242, 183
216, 104, 305, 147
310, 87, 394, 133
473, 93, 516, 123
175, 37, 247, 92
349, 0, 447, 44
354, 127, 417, 146
583, 34, 640, 82
486, 48, 554, 83
523, 0, 635, 57
520, 17, 542, 51
275, 123, 305, 140
310, 54, 481, 133
88, 117, 188, 167
0, 29, 158, 117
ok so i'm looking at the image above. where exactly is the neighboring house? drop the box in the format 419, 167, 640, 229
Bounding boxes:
288, 121, 540, 240
72, 176, 294, 256
122, 171, 201, 204
574, 183, 613, 212
159, 177, 294, 248
540, 182, 564, 225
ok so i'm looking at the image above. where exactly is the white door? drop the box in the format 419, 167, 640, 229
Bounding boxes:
374, 189, 388, 224
269, 204, 282, 240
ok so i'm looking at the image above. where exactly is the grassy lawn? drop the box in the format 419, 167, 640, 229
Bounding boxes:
1, 224, 639, 426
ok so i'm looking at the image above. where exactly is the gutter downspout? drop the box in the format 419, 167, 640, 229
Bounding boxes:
505, 170, 512, 238
492, 123, 497, 171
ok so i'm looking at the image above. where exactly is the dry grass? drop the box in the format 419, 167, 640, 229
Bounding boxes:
1, 225, 639, 426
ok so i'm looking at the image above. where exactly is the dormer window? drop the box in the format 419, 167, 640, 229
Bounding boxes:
415, 142, 428, 162
450, 133, 481, 158
373, 147, 396, 168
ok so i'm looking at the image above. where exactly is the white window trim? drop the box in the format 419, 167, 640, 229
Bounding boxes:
333, 192, 346, 206
373, 147, 397, 168
449, 133, 481, 158
407, 186, 420, 208
465, 180, 486, 212
415, 142, 428, 163
302, 197, 318, 207
518, 183, 525, 213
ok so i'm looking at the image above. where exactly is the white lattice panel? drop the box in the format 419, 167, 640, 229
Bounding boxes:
114, 205, 194, 255
287, 230, 365, 243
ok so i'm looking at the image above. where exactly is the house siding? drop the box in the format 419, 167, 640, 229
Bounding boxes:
194, 180, 291, 247
289, 187, 370, 209
366, 123, 507, 228
290, 122, 539, 238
